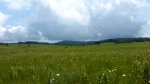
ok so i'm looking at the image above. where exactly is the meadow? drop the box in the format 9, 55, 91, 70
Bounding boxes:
0, 42, 150, 84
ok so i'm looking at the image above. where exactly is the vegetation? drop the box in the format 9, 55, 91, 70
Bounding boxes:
1, 37, 150, 46
1, 41, 150, 84
54, 38, 150, 46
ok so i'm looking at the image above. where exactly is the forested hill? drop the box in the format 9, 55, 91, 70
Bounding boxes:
54, 38, 150, 46
1, 38, 150, 46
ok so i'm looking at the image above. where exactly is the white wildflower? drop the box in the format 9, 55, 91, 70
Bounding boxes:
56, 74, 60, 76
50, 79, 54, 83
122, 74, 126, 77
148, 80, 150, 83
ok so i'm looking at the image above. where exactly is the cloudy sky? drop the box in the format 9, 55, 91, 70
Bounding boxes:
0, 0, 150, 42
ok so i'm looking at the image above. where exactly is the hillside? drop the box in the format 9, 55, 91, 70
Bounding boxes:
1, 37, 150, 46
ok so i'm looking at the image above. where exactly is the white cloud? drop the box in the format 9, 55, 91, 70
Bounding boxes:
39, 0, 114, 26
139, 21, 150, 37
99, 2, 113, 13
4, 0, 31, 10
0, 12, 9, 25
40, 0, 90, 26
0, 26, 6, 37
130, 0, 150, 7
0, 12, 8, 38
0, 11, 27, 42
0, 25, 27, 42
1, 0, 150, 42
8, 25, 25, 33
27, 0, 145, 41
113, 0, 150, 7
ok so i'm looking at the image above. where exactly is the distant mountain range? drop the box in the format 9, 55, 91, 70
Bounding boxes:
1, 38, 150, 46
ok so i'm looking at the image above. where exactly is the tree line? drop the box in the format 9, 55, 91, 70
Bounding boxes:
0, 38, 150, 46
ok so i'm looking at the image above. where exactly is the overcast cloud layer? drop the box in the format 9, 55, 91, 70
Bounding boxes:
0, 0, 150, 42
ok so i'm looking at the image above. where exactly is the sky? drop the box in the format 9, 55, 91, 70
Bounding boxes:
0, 0, 150, 43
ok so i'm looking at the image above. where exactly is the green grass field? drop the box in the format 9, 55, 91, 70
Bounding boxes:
0, 42, 150, 84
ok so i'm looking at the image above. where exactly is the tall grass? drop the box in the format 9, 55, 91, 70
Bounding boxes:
0, 42, 150, 84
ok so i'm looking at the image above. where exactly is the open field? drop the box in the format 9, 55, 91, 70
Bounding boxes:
0, 42, 150, 84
